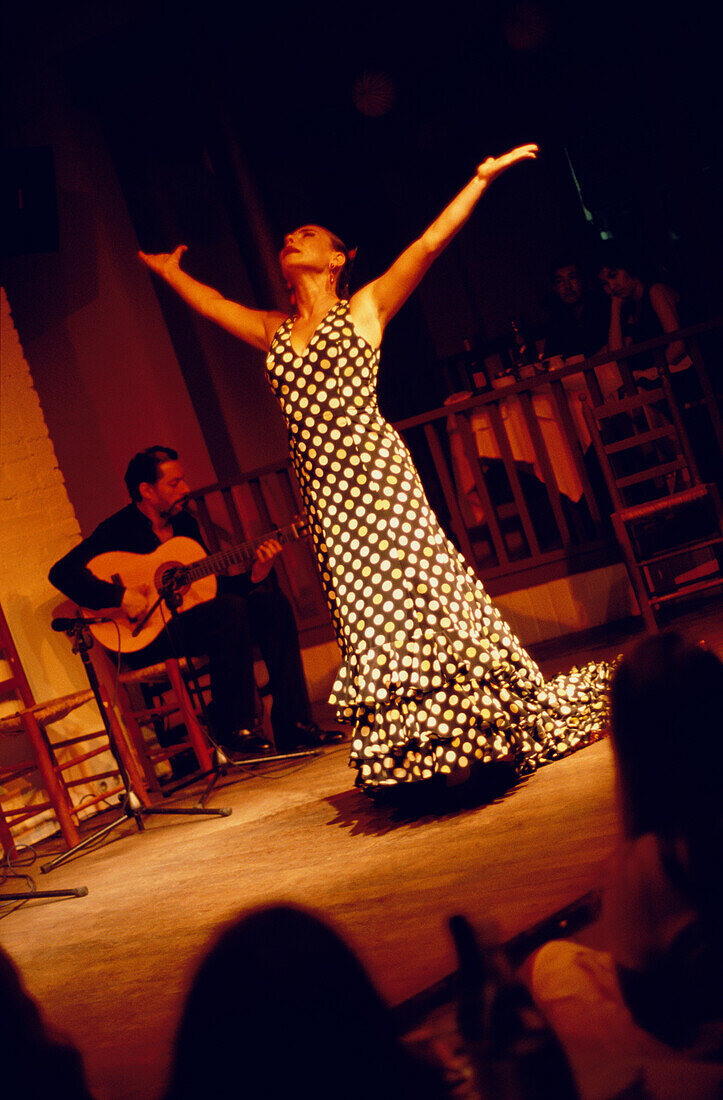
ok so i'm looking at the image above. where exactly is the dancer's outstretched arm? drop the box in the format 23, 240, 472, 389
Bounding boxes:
138, 245, 286, 351
352, 144, 538, 342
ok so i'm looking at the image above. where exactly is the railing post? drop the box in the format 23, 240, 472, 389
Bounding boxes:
548, 378, 603, 528
486, 402, 541, 556
517, 391, 571, 545
455, 413, 510, 565
423, 422, 479, 568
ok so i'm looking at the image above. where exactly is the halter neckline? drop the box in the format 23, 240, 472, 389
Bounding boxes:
286, 301, 344, 357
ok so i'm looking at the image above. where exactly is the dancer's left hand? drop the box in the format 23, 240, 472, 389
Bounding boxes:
476, 144, 538, 184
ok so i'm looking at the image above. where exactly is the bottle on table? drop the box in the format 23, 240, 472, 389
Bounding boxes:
510, 318, 534, 374
462, 338, 490, 393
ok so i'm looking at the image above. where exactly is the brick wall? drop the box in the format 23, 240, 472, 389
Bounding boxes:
0, 287, 113, 843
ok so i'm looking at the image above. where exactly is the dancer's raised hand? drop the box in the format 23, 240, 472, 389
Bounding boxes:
476, 144, 538, 185
137, 242, 286, 351
138, 244, 188, 279
355, 142, 540, 336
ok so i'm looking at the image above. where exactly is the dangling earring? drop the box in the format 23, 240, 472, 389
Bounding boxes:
329, 266, 337, 291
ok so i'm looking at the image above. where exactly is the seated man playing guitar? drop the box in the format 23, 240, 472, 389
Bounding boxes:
49, 445, 342, 757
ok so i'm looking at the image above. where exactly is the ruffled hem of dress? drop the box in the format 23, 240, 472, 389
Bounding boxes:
329, 622, 535, 708
329, 635, 614, 789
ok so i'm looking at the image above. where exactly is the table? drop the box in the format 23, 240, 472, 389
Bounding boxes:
446, 357, 624, 525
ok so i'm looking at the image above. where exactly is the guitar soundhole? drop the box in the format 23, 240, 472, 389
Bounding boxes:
155, 562, 190, 597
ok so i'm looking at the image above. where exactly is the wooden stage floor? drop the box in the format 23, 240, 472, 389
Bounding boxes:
1, 599, 721, 1100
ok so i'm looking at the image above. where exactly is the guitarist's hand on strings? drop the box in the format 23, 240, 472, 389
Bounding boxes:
250, 539, 282, 584
121, 584, 151, 623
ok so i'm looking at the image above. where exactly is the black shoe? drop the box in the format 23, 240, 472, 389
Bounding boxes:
222, 729, 273, 756
288, 722, 346, 749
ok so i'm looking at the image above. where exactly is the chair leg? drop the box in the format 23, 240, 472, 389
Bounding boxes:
113, 680, 166, 795
0, 806, 17, 857
164, 660, 214, 772
21, 713, 81, 849
89, 667, 154, 807
612, 514, 658, 631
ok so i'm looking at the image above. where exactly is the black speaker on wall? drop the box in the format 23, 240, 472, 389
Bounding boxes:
1, 147, 60, 256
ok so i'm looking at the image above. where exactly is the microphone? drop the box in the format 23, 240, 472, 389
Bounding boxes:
51, 616, 112, 631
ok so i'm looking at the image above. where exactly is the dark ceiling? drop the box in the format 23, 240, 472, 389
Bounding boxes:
2, 0, 721, 417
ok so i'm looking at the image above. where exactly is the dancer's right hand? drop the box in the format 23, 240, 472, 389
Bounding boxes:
138, 244, 188, 278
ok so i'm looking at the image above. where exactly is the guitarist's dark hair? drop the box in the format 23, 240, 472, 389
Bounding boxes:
125, 446, 179, 501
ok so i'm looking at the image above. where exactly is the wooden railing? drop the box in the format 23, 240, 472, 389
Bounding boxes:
187, 460, 335, 644
189, 318, 722, 636
395, 317, 722, 595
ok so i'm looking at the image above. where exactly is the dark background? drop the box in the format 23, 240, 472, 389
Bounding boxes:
3, 0, 721, 420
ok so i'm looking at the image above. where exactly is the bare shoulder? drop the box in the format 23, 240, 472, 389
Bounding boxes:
347, 286, 383, 349
649, 283, 679, 306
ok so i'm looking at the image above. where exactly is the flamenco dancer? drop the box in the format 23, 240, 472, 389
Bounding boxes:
140, 144, 611, 793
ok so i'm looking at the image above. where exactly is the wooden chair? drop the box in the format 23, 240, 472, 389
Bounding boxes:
106, 652, 272, 793
86, 642, 216, 797
582, 365, 723, 628
0, 605, 123, 856
50, 600, 214, 799
53, 591, 277, 800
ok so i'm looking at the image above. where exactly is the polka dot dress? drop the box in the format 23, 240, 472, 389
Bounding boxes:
266, 301, 612, 790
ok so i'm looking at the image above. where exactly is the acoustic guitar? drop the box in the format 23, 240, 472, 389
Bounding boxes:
82, 519, 308, 654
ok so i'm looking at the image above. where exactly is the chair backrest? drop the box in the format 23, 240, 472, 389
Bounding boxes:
582, 367, 703, 513
0, 605, 36, 711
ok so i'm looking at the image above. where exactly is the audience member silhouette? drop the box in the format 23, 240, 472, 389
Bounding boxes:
526, 633, 723, 1099
0, 944, 94, 1100
162, 904, 450, 1099
605, 632, 723, 1053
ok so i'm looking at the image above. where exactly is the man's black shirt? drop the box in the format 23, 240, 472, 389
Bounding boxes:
48, 504, 254, 611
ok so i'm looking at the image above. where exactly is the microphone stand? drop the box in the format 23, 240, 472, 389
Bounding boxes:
1, 886, 89, 904
40, 618, 232, 874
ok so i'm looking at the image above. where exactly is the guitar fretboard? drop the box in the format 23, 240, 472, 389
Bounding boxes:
183, 522, 305, 582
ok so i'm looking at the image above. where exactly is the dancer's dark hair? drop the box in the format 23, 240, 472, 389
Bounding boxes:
327, 228, 356, 299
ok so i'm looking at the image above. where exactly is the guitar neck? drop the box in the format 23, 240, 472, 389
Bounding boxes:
183, 522, 305, 582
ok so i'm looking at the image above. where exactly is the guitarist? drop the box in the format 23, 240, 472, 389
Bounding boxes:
49, 446, 342, 757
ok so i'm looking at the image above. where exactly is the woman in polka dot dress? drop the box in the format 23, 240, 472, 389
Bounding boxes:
140, 143, 611, 792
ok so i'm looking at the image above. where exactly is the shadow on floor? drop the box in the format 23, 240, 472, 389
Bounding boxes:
324, 764, 524, 837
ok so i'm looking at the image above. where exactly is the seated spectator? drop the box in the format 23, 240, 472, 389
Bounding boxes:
525, 633, 723, 1099
598, 246, 723, 490
543, 257, 609, 360
162, 904, 449, 1099
0, 944, 94, 1099
598, 247, 688, 378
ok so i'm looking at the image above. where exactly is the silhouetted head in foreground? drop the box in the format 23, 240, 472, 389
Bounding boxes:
0, 945, 92, 1099
164, 904, 447, 1100
610, 630, 723, 936
610, 631, 722, 845
610, 633, 723, 1049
